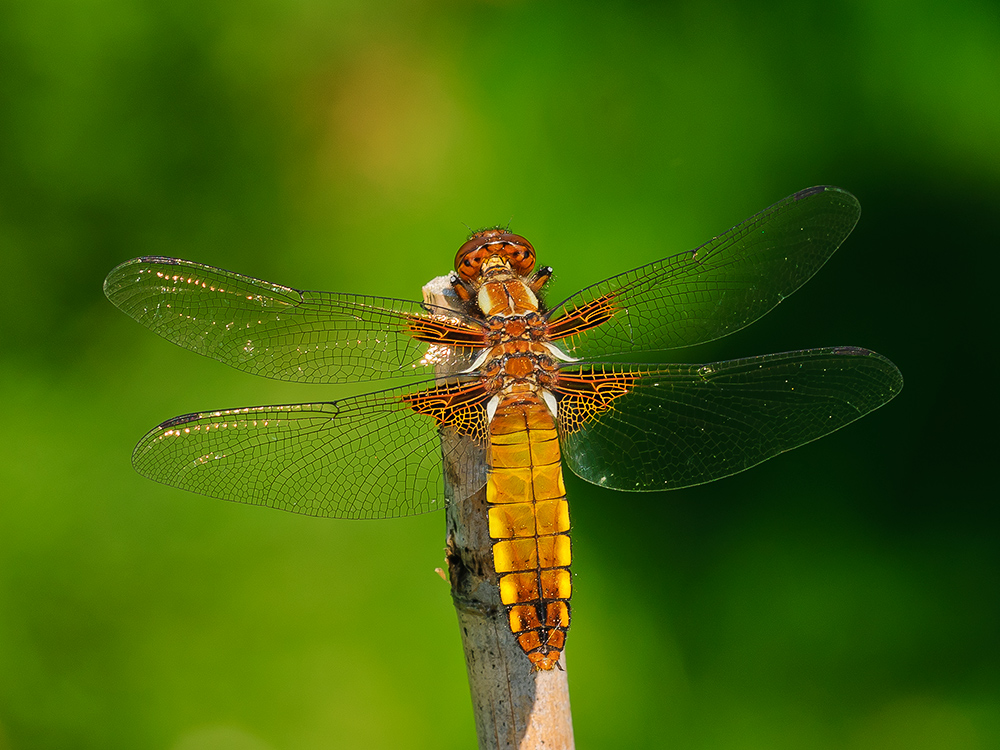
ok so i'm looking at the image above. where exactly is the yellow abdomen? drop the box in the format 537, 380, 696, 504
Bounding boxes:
488, 393, 572, 670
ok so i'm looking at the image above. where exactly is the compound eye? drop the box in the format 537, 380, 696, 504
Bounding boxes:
506, 241, 535, 275
520, 248, 535, 272
455, 245, 486, 280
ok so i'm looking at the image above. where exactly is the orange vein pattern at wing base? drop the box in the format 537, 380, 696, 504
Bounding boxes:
401, 380, 490, 443
554, 368, 640, 434
487, 393, 572, 671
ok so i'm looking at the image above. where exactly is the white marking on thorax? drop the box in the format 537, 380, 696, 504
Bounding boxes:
476, 279, 539, 318
463, 348, 491, 374
541, 388, 558, 419
520, 284, 540, 311
543, 341, 576, 362
476, 285, 497, 316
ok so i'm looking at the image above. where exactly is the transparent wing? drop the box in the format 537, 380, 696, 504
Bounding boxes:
547, 186, 860, 357
104, 257, 487, 384
556, 347, 902, 491
132, 379, 489, 517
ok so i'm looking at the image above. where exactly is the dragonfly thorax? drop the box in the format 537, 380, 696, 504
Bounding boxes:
477, 276, 540, 318
480, 347, 559, 390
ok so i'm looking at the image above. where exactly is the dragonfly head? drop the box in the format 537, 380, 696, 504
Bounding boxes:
455, 228, 536, 285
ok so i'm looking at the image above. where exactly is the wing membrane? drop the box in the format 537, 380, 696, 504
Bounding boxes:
104, 257, 486, 384
132, 379, 488, 518
547, 186, 860, 357
556, 347, 902, 491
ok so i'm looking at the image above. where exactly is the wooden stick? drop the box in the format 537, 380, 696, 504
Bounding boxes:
423, 275, 575, 750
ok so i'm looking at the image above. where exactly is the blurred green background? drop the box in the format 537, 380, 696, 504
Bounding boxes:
1, 0, 997, 748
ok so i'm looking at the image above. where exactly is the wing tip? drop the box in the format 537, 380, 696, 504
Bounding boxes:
794, 185, 835, 201
792, 185, 860, 213
828, 346, 905, 396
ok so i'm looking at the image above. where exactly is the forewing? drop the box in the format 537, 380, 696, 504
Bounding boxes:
547, 186, 860, 357
132, 380, 489, 517
104, 257, 486, 384
556, 347, 902, 491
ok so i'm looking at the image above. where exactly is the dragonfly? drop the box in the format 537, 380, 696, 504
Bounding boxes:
104, 185, 902, 671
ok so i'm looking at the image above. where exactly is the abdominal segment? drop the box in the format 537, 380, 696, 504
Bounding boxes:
487, 394, 571, 670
